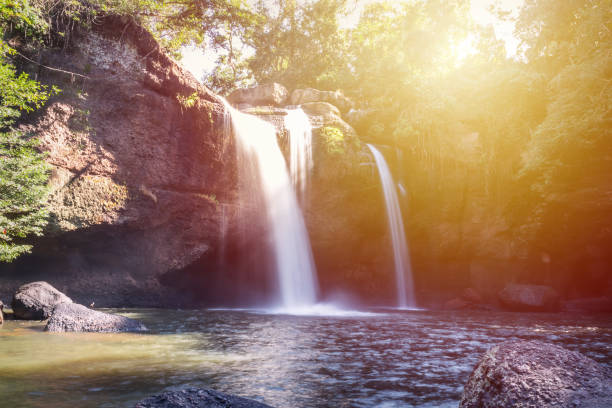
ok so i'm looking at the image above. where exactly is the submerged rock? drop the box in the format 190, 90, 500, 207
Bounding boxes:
135, 388, 273, 408
228, 83, 288, 106
45, 302, 146, 332
12, 281, 72, 320
460, 340, 612, 408
498, 283, 560, 312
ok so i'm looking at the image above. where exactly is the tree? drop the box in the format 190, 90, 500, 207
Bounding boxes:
247, 0, 349, 90
1, 0, 56, 262
514, 0, 612, 259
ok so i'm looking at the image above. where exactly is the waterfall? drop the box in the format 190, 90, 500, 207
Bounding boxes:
284, 109, 313, 203
367, 144, 416, 308
223, 100, 318, 309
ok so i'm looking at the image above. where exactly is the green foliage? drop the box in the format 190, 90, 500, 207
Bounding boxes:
0, 132, 50, 262
321, 126, 344, 155
204, 47, 253, 94
518, 0, 612, 177
0, 55, 55, 125
510, 0, 612, 253
1, 0, 55, 262
247, 0, 349, 90
176, 91, 198, 109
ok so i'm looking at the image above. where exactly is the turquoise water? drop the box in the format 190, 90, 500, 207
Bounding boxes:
0, 309, 611, 407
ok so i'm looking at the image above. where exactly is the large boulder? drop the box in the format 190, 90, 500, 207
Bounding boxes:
498, 283, 560, 311
135, 388, 273, 408
460, 340, 612, 408
300, 101, 341, 118
45, 302, 146, 332
289, 88, 353, 113
228, 83, 288, 106
12, 281, 72, 320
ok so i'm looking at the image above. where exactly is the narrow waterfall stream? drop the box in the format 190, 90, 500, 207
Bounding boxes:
367, 144, 417, 308
223, 100, 318, 310
284, 108, 313, 204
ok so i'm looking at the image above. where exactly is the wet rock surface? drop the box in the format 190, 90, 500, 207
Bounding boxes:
45, 302, 147, 332
460, 340, 612, 408
135, 388, 273, 408
12, 281, 72, 320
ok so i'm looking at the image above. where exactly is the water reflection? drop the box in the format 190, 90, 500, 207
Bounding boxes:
0, 309, 610, 407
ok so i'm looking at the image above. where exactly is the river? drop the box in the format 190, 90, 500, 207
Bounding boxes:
1, 308, 611, 407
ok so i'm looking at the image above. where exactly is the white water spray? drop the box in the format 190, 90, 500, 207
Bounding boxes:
223, 100, 318, 309
367, 144, 416, 308
284, 109, 313, 203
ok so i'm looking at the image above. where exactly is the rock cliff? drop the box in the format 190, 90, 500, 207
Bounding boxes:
0, 15, 232, 306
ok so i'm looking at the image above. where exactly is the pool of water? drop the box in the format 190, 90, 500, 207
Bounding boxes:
1, 308, 611, 407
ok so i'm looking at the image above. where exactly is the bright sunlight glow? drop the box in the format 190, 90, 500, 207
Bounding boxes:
181, 0, 525, 81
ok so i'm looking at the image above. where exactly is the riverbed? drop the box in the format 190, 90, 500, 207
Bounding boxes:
1, 308, 611, 407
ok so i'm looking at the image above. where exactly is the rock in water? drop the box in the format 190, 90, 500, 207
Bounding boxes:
45, 303, 146, 333
135, 388, 273, 408
498, 283, 560, 311
12, 281, 72, 320
460, 340, 612, 408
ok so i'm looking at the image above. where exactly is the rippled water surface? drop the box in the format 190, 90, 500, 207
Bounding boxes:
1, 309, 611, 407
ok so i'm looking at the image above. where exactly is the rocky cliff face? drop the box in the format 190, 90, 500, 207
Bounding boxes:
0, 16, 232, 306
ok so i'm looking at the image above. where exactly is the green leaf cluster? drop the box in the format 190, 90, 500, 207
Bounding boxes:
0, 132, 50, 262
321, 126, 345, 155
